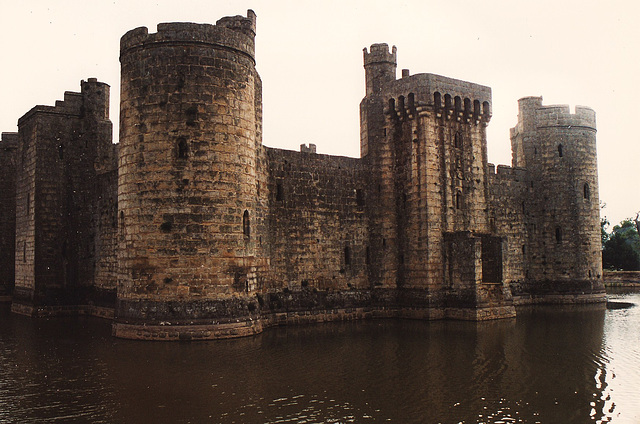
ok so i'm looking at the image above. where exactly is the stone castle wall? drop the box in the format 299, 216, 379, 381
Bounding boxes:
114, 13, 267, 335
266, 146, 368, 292
0, 132, 18, 297
0, 11, 605, 339
12, 80, 115, 316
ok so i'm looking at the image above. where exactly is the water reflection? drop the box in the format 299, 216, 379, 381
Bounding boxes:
0, 294, 639, 423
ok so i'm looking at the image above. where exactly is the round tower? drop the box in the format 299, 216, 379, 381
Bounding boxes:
115, 11, 265, 340
363, 43, 397, 96
514, 97, 604, 299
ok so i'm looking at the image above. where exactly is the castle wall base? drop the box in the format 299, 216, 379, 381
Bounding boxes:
512, 292, 606, 306
10, 303, 114, 319
110, 287, 519, 340
110, 305, 520, 341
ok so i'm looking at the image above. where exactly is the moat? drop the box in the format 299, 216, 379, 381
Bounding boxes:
1, 290, 639, 423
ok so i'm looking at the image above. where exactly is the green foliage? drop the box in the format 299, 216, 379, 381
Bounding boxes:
602, 218, 640, 270
601, 216, 610, 248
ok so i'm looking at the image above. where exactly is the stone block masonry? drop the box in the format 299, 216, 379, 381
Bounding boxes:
0, 132, 19, 299
0, 10, 605, 340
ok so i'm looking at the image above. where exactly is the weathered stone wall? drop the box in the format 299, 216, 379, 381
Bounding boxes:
115, 12, 267, 331
266, 146, 368, 291
0, 132, 18, 297
508, 97, 604, 299
1, 15, 605, 338
12, 80, 114, 315
487, 164, 528, 287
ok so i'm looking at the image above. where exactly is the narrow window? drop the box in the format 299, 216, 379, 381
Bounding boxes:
276, 182, 283, 201
522, 245, 526, 254
242, 210, 250, 238
482, 101, 491, 117
444, 94, 452, 111
398, 95, 405, 112
388, 98, 395, 113
454, 132, 462, 149
558, 144, 563, 158
344, 245, 351, 266
455, 191, 462, 210
454, 96, 462, 115
583, 183, 590, 200
408, 93, 415, 110
434, 92, 442, 110
177, 138, 188, 159
365, 246, 370, 265
534, 147, 537, 155
356, 189, 364, 206
555, 227, 562, 244
473, 100, 481, 120
58, 144, 64, 160
119, 211, 125, 240
522, 201, 526, 214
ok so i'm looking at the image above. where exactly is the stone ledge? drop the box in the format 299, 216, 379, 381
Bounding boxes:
512, 292, 606, 306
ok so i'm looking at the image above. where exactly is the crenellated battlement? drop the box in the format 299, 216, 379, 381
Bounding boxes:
216, 9, 256, 37
515, 96, 596, 131
534, 104, 596, 130
363, 43, 397, 66
0, 132, 19, 149
18, 91, 82, 125
18, 79, 110, 126
487, 163, 527, 181
120, 11, 256, 63
375, 63, 492, 124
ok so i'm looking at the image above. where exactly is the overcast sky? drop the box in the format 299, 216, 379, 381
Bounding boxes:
1, 0, 638, 227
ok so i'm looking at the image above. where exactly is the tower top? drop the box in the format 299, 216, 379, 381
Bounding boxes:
363, 43, 397, 67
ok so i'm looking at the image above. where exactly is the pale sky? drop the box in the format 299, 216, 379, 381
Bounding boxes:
1, 0, 638, 227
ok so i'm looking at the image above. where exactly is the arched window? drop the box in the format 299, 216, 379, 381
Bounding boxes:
557, 144, 563, 158
473, 100, 481, 120
463, 98, 471, 116
434, 92, 442, 111
555, 227, 562, 244
408, 93, 415, 110
444, 94, 452, 110
583, 183, 590, 200
388, 98, 395, 113
177, 138, 188, 159
243, 210, 250, 238
454, 96, 462, 115
482, 101, 491, 117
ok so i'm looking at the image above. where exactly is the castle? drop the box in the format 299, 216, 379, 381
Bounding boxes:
0, 10, 605, 340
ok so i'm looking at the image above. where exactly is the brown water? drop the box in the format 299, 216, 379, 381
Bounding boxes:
1, 291, 639, 423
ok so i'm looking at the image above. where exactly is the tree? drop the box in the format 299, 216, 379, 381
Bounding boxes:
602, 217, 640, 271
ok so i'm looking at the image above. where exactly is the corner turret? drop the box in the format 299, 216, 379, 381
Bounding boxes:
363, 43, 397, 96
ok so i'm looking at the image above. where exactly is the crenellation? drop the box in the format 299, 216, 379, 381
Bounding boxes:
0, 13, 604, 339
